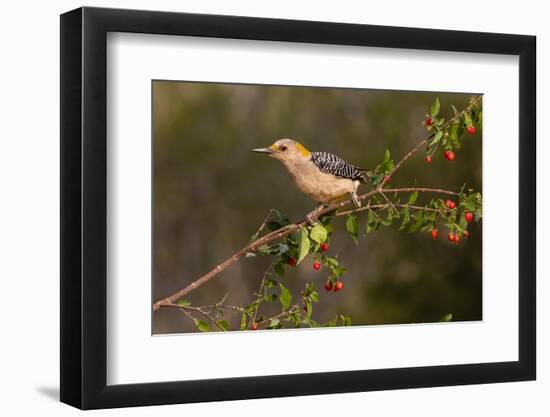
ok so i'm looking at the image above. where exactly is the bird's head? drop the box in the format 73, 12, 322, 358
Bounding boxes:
252, 138, 311, 163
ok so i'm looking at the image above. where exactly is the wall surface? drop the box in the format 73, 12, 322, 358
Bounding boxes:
0, 0, 546, 415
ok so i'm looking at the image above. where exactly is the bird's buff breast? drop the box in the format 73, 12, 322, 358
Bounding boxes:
282, 159, 356, 203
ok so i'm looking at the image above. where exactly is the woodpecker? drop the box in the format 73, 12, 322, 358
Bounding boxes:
252, 138, 367, 209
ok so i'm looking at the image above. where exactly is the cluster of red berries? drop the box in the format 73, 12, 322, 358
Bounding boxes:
324, 280, 344, 293
445, 199, 457, 210
430, 211, 473, 243
287, 243, 330, 269
444, 150, 455, 161
447, 232, 462, 244
424, 116, 477, 163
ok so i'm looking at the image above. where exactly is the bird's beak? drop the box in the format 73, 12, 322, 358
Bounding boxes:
251, 147, 275, 155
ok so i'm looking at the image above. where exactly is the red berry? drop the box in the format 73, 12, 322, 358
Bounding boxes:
425, 117, 433, 126
467, 126, 476, 135
464, 211, 474, 223
445, 200, 456, 209
313, 261, 321, 270
251, 323, 258, 331
334, 281, 344, 292
444, 150, 455, 161
463, 230, 470, 239
431, 229, 439, 240
425, 155, 433, 164
448, 232, 455, 242
383, 175, 391, 183
324, 280, 334, 292
320, 243, 329, 252
454, 235, 461, 244
287, 257, 297, 267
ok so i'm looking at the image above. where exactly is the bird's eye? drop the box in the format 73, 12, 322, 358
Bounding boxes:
280, 145, 288, 151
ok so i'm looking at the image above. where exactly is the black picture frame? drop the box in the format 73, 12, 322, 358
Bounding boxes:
60, 6, 536, 410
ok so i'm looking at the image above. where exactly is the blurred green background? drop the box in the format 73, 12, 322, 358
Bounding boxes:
152, 81, 482, 334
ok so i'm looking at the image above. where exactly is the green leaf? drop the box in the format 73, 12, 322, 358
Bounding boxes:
175, 299, 191, 307
461, 200, 477, 212
216, 320, 230, 331
297, 227, 310, 264
279, 284, 292, 310
304, 301, 312, 320
430, 97, 440, 117
265, 278, 278, 288
380, 210, 393, 226
429, 130, 443, 147
399, 207, 411, 230
408, 211, 424, 233
440, 313, 453, 322
310, 291, 320, 302
332, 266, 347, 278
380, 151, 395, 174
366, 209, 380, 233
240, 313, 248, 330
264, 293, 278, 302
408, 191, 419, 205
271, 209, 291, 227
267, 221, 283, 231
273, 263, 285, 277
464, 112, 473, 127
267, 243, 289, 255
267, 318, 282, 329
450, 122, 459, 140
433, 117, 445, 126
345, 214, 359, 244
340, 315, 353, 326
256, 245, 269, 255
194, 319, 210, 332
309, 224, 328, 244
324, 257, 340, 268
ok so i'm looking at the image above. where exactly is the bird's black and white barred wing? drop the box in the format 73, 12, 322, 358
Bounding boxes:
310, 152, 366, 182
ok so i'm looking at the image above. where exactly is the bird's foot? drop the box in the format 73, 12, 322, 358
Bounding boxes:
306, 213, 317, 226
351, 192, 362, 208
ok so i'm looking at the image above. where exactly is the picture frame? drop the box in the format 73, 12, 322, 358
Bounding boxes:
60, 6, 536, 409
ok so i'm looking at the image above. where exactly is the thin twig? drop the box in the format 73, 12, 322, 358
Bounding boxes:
379, 95, 482, 188
337, 203, 440, 217
251, 264, 273, 325
384, 187, 459, 196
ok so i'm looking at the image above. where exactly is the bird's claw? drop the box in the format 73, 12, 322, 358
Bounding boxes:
352, 192, 361, 208
306, 214, 318, 226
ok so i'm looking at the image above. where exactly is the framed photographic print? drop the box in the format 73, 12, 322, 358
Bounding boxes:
60, 6, 536, 409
